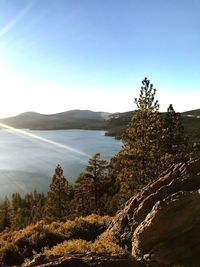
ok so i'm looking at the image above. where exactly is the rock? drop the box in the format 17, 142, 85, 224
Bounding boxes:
132, 190, 200, 266
109, 158, 200, 266
23, 253, 145, 267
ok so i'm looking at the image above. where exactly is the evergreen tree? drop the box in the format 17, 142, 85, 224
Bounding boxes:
10, 191, 46, 229
85, 153, 109, 214
73, 153, 109, 215
11, 192, 24, 230
161, 104, 189, 170
74, 172, 95, 216
45, 164, 70, 221
121, 77, 162, 189
74, 156, 118, 216
31, 191, 46, 223
112, 79, 191, 206
0, 197, 11, 231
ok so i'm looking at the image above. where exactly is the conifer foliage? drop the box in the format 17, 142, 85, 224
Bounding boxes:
113, 78, 190, 204
122, 77, 162, 187
45, 164, 70, 221
74, 153, 109, 215
86, 153, 109, 214
74, 172, 95, 216
0, 197, 11, 231
161, 104, 189, 170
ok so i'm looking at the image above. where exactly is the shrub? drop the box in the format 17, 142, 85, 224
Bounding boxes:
47, 214, 111, 241
0, 215, 112, 265
0, 222, 65, 265
43, 231, 127, 258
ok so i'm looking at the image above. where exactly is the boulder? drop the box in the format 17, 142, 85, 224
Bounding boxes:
109, 158, 200, 266
132, 190, 200, 266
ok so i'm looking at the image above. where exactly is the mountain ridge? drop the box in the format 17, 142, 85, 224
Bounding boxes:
0, 109, 199, 142
2, 108, 200, 121
0, 109, 111, 131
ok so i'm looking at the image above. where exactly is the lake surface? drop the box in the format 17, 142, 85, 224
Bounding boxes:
0, 129, 122, 199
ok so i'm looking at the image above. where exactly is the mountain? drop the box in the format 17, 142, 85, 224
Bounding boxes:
0, 108, 199, 143
106, 109, 200, 142
0, 110, 111, 130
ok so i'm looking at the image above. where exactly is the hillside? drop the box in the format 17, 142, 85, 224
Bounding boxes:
0, 109, 199, 142
0, 110, 111, 130
106, 109, 200, 142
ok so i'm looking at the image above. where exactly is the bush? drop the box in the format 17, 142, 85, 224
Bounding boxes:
0, 215, 112, 265
0, 222, 65, 265
43, 231, 127, 257
48, 214, 111, 241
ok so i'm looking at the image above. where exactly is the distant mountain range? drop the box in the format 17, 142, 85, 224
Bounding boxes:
0, 110, 111, 131
0, 109, 199, 142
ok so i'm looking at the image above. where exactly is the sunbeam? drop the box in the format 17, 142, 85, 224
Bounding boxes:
0, 1, 35, 38
0, 123, 90, 157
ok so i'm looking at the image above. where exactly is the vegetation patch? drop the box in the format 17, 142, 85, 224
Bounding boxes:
0, 214, 111, 265
28, 230, 128, 265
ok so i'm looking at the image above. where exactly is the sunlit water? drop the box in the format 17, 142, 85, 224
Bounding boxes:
0, 129, 122, 199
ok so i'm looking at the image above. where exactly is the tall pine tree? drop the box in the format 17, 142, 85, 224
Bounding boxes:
109, 78, 163, 205
161, 104, 189, 170
85, 153, 109, 214
121, 77, 162, 188
74, 172, 95, 216
45, 164, 70, 221
0, 196, 11, 231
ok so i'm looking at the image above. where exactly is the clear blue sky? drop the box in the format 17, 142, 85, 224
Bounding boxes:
0, 0, 199, 117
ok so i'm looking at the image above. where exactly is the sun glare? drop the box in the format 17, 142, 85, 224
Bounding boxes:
0, 122, 90, 157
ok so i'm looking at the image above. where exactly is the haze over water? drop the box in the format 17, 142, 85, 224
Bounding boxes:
0, 129, 122, 199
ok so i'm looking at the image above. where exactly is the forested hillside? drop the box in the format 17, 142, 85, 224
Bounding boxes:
106, 110, 200, 142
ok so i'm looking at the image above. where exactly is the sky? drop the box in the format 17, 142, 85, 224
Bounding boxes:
0, 0, 199, 118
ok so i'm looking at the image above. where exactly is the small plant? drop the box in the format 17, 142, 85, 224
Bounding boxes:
42, 230, 127, 258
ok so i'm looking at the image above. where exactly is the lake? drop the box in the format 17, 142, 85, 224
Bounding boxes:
0, 129, 122, 199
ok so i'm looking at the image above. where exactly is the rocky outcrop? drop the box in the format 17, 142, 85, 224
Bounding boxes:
132, 190, 200, 266
23, 253, 145, 267
109, 158, 200, 266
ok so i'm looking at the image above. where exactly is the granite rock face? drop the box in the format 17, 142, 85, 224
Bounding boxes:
109, 158, 200, 266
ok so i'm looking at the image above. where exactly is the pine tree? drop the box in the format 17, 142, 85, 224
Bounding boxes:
11, 192, 24, 230
161, 104, 189, 170
121, 77, 162, 189
31, 191, 46, 223
74, 172, 95, 216
109, 78, 162, 204
0, 196, 11, 231
45, 164, 70, 221
85, 153, 109, 214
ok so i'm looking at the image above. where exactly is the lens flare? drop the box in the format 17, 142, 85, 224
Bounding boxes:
0, 123, 90, 157
0, 1, 35, 38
